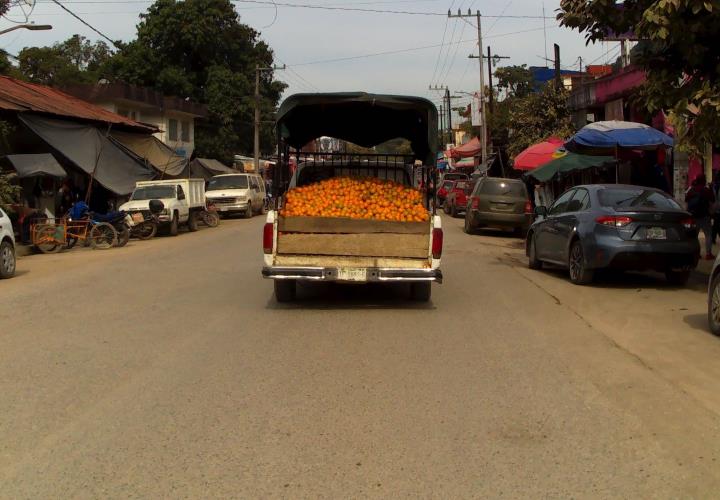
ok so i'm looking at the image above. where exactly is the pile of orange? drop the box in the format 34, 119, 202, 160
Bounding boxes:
281, 177, 429, 222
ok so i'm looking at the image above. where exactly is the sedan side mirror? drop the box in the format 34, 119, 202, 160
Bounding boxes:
534, 206, 548, 218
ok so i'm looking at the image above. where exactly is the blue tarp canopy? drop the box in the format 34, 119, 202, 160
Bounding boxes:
568, 120, 673, 151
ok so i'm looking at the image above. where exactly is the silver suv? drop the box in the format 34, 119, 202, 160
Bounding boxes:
0, 207, 16, 279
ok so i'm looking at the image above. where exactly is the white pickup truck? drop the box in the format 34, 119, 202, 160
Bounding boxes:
120, 179, 205, 236
262, 93, 443, 302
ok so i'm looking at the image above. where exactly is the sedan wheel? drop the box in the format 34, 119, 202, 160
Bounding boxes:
568, 240, 594, 285
708, 274, 720, 336
0, 240, 15, 278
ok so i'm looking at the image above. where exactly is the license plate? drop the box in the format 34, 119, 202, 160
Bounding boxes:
219, 206, 229, 212
647, 227, 666, 240
131, 213, 144, 223
337, 267, 367, 282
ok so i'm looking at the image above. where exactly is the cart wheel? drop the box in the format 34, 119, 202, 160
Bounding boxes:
90, 223, 117, 249
35, 226, 62, 254
203, 211, 220, 228
64, 236, 78, 250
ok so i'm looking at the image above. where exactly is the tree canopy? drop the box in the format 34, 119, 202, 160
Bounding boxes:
108, 0, 286, 163
558, 0, 720, 153
494, 65, 535, 99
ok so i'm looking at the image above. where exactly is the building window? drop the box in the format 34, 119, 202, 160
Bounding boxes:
168, 119, 178, 141
181, 120, 190, 142
118, 108, 138, 121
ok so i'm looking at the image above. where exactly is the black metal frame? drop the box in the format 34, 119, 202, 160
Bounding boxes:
272, 139, 438, 215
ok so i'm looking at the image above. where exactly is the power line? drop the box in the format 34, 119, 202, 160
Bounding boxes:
47, 0, 120, 47
428, 0, 454, 86
289, 25, 554, 67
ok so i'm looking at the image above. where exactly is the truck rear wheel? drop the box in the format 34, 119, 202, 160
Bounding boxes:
410, 282, 431, 302
188, 211, 199, 232
274, 280, 296, 302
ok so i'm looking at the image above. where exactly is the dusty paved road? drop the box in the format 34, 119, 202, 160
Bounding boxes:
1, 216, 720, 498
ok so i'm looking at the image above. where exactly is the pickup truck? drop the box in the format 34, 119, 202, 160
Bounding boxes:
262, 93, 442, 302
120, 179, 206, 236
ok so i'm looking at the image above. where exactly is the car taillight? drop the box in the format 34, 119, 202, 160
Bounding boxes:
681, 217, 696, 229
470, 196, 480, 210
524, 200, 533, 214
263, 222, 274, 254
432, 228, 443, 259
596, 215, 633, 227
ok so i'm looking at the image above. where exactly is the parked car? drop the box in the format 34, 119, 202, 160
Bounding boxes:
436, 179, 454, 207
441, 172, 469, 182
205, 173, 266, 218
707, 256, 720, 336
444, 179, 474, 218
0, 207, 16, 278
120, 179, 206, 236
527, 184, 699, 285
464, 177, 532, 236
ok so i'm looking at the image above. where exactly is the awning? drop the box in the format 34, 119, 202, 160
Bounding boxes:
5, 153, 66, 178
19, 114, 155, 195
186, 158, 236, 180
513, 137, 566, 171
195, 158, 235, 174
526, 153, 615, 183
448, 137, 481, 159
567, 121, 673, 151
110, 131, 187, 177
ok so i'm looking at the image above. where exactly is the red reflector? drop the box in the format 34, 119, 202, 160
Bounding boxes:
432, 228, 443, 259
263, 222, 274, 254
524, 200, 533, 214
471, 196, 480, 210
596, 215, 633, 227
681, 217, 696, 229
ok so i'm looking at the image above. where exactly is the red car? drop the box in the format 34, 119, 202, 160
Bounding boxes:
437, 179, 455, 207
444, 180, 475, 217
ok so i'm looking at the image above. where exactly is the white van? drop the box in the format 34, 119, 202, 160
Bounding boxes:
205, 173, 266, 218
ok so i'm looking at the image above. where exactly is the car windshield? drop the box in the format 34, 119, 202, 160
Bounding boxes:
599, 188, 681, 210
208, 175, 248, 190
480, 180, 526, 197
131, 185, 176, 200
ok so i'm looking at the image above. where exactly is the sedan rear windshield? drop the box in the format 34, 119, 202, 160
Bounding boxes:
479, 180, 526, 197
598, 188, 681, 210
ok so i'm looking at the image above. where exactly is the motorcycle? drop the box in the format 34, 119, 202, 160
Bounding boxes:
128, 200, 164, 241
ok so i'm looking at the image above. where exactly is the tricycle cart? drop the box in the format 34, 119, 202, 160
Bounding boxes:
31, 218, 117, 253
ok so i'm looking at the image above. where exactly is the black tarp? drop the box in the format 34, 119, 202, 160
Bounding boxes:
276, 93, 438, 165
5, 153, 66, 178
110, 131, 187, 178
19, 114, 155, 195
185, 158, 236, 180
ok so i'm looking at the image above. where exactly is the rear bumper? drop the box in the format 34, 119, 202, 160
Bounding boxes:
468, 210, 531, 228
262, 266, 443, 283
592, 235, 700, 270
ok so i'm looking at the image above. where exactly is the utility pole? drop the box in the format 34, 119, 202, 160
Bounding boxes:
445, 87, 452, 145
450, 9, 487, 166
429, 84, 450, 147
439, 104, 445, 146
485, 46, 509, 115
255, 64, 286, 173
554, 44, 561, 90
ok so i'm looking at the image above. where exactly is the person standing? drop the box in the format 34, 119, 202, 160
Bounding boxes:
686, 174, 715, 259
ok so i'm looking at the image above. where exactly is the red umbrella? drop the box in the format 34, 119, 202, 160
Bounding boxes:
513, 137, 566, 171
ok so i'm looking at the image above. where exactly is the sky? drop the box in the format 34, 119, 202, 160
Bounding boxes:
1, 0, 622, 118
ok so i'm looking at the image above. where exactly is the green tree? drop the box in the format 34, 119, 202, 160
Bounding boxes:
0, 121, 20, 209
507, 84, 574, 158
558, 0, 720, 153
108, 0, 286, 163
16, 35, 111, 86
494, 65, 535, 99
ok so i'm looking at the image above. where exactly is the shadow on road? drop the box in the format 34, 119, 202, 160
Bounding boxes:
683, 313, 710, 333
266, 282, 437, 310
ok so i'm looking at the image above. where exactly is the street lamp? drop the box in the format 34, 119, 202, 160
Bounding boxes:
0, 24, 53, 36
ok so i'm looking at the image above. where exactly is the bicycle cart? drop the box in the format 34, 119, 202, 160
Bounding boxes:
31, 218, 117, 254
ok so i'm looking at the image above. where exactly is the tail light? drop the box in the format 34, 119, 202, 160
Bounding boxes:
470, 196, 480, 210
596, 215, 633, 227
263, 222, 274, 254
432, 228, 443, 259
524, 200, 533, 214
681, 217, 696, 229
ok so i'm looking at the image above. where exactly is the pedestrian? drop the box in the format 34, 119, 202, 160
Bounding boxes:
686, 174, 715, 260
712, 171, 720, 244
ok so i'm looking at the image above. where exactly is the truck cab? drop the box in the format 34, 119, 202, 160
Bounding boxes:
262, 93, 442, 302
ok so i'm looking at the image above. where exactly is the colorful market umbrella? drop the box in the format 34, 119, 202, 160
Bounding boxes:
513, 137, 567, 171
567, 120, 673, 150
526, 152, 615, 183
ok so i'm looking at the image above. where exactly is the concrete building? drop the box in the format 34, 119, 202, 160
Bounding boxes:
63, 83, 207, 159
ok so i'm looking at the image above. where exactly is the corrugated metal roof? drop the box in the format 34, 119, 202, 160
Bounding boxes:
0, 76, 157, 132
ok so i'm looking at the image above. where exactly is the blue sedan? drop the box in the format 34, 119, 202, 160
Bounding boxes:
526, 185, 700, 285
